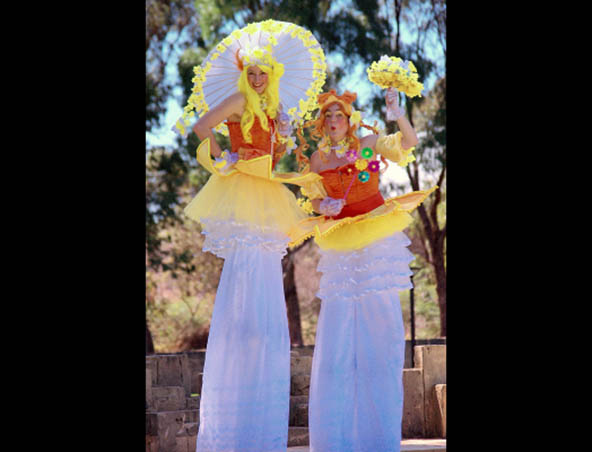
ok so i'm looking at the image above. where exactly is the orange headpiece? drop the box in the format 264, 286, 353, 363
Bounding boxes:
317, 90, 357, 116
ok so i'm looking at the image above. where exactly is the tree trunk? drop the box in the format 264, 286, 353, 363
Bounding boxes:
409, 184, 446, 337
282, 248, 304, 347
432, 242, 446, 337
146, 320, 155, 355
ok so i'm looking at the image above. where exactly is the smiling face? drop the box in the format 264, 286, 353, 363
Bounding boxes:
323, 103, 349, 143
247, 66, 269, 94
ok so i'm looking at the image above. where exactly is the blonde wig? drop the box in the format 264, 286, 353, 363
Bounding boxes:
235, 48, 284, 143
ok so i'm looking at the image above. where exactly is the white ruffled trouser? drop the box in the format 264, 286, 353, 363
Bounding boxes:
309, 232, 414, 452
195, 220, 291, 452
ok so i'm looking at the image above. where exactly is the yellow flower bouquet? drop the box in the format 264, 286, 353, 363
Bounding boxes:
367, 55, 424, 98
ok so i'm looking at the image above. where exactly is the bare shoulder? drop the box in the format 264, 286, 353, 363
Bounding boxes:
224, 92, 246, 110
211, 92, 245, 122
360, 133, 379, 150
196, 92, 245, 129
309, 150, 322, 172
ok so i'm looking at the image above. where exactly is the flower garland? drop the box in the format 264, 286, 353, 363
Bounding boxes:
367, 55, 423, 98
297, 197, 314, 215
276, 129, 297, 154
259, 93, 269, 112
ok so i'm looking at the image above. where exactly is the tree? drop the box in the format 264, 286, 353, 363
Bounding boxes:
406, 75, 446, 336
146, 0, 204, 350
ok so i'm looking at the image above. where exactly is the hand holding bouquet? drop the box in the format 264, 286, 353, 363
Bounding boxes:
367, 55, 424, 98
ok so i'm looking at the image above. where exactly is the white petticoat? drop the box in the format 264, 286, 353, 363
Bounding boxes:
200, 218, 290, 259
309, 232, 413, 452
195, 221, 291, 452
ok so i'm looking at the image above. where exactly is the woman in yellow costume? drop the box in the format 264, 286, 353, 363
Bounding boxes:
173, 20, 326, 452
291, 88, 436, 452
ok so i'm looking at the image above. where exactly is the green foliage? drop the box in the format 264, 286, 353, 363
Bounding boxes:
194, 0, 223, 43
146, 215, 224, 352
146, 75, 166, 131
399, 281, 442, 340
146, 0, 202, 130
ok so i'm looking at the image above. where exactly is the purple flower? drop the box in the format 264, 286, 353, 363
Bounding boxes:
368, 161, 380, 172
345, 149, 358, 162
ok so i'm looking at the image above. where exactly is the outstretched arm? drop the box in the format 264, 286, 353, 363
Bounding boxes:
193, 92, 245, 158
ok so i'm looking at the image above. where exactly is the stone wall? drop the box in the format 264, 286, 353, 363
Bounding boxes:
146, 343, 446, 451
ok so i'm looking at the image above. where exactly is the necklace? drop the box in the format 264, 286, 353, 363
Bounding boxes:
259, 93, 268, 111
321, 136, 349, 157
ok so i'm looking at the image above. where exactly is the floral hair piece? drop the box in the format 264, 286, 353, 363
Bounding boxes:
236, 44, 283, 78
317, 90, 357, 116
349, 110, 362, 127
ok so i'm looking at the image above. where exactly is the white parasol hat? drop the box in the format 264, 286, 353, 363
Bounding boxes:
174, 19, 327, 137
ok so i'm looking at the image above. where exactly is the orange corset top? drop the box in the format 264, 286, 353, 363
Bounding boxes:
226, 116, 280, 167
319, 163, 385, 219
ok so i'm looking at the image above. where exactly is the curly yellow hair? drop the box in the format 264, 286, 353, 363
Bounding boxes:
293, 90, 380, 170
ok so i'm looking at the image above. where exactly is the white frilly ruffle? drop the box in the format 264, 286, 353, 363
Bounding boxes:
200, 218, 290, 259
309, 231, 411, 451
317, 231, 414, 302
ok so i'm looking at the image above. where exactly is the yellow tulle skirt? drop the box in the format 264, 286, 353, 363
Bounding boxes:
289, 186, 437, 251
184, 170, 308, 236
184, 138, 317, 238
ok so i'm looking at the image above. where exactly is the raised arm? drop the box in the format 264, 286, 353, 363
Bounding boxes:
193, 92, 246, 158
359, 88, 419, 168
385, 87, 418, 149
